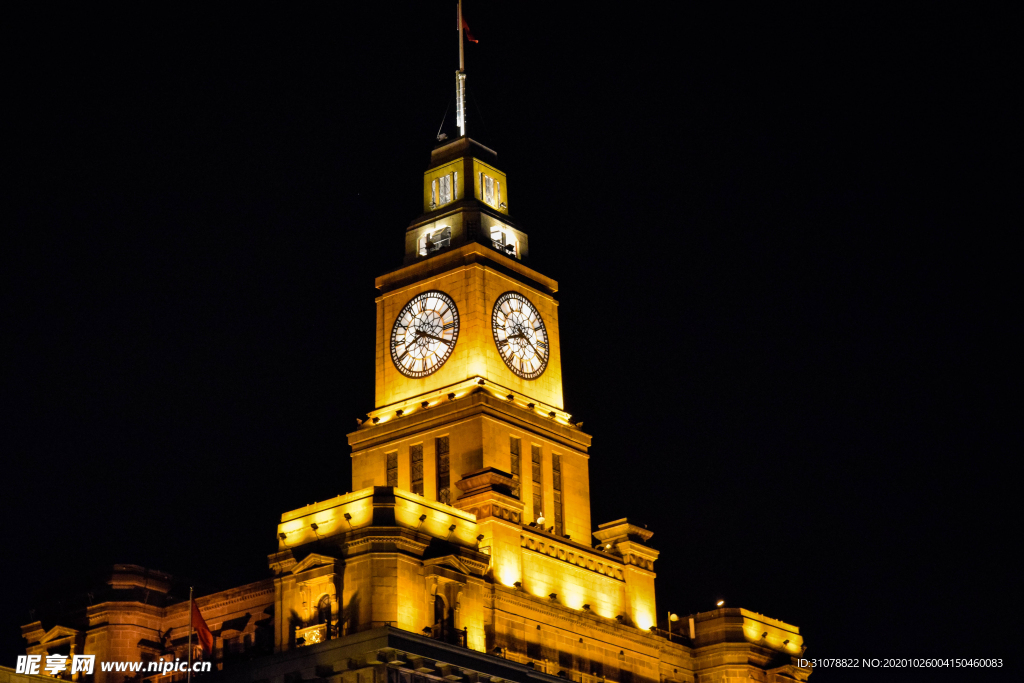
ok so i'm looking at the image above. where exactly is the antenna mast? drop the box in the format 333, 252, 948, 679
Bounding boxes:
456, 0, 467, 137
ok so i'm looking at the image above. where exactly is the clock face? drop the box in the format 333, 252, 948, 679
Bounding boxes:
391, 291, 460, 378
492, 291, 549, 379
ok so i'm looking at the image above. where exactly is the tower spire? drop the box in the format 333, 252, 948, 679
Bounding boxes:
456, 0, 467, 137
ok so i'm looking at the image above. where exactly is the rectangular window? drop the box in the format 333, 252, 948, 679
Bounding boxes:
531, 445, 542, 522
552, 454, 564, 536
439, 174, 452, 204
510, 437, 521, 499
411, 444, 424, 495
483, 175, 495, 206
436, 436, 450, 505
386, 451, 398, 487
420, 226, 451, 255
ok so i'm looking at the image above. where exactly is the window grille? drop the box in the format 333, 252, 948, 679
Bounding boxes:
386, 452, 398, 487
437, 436, 450, 505
510, 437, 521, 499
531, 445, 542, 520
552, 454, 563, 536
411, 444, 424, 495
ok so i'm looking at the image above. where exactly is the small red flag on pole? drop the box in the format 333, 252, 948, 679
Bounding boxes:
191, 597, 214, 657
462, 17, 478, 43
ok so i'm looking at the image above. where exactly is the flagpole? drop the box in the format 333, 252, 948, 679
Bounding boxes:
458, 0, 464, 71
187, 587, 193, 683
456, 0, 466, 137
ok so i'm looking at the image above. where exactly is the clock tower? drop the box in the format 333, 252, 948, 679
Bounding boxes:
349, 132, 593, 547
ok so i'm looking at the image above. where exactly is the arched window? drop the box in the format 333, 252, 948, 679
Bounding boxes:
317, 594, 331, 638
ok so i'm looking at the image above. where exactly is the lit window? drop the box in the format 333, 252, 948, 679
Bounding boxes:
431, 172, 457, 207
479, 173, 501, 208
419, 226, 452, 256
489, 227, 518, 258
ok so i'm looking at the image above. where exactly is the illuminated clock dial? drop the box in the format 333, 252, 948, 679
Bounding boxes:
391, 291, 460, 378
492, 291, 549, 379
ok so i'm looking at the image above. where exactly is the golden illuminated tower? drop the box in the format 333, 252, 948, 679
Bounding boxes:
16, 132, 812, 683
14, 12, 812, 681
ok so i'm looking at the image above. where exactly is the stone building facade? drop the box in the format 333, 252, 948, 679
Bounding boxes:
19, 135, 811, 683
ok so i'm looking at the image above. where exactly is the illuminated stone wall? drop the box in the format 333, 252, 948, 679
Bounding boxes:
374, 247, 564, 411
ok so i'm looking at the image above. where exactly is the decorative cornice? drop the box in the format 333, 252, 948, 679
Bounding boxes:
520, 533, 625, 582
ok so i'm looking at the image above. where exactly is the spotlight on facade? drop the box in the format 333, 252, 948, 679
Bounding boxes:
527, 403, 535, 409
615, 615, 625, 623
528, 522, 537, 527
421, 401, 429, 408
372, 417, 380, 424
448, 392, 456, 400
343, 513, 352, 522
419, 514, 428, 522
310, 523, 319, 531
396, 409, 403, 416
582, 604, 591, 611
548, 411, 556, 418
761, 632, 768, 639
513, 582, 522, 589
605, 543, 612, 550
448, 524, 457, 532
476, 534, 485, 542
506, 394, 514, 401
477, 379, 485, 385
716, 600, 725, 607
492, 647, 503, 657
278, 532, 287, 541
422, 627, 432, 635
549, 593, 558, 601
783, 639, 790, 646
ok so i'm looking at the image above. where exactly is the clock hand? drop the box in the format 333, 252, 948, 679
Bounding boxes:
416, 330, 452, 345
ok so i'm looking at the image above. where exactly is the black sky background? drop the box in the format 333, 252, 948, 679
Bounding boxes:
3, 4, 1015, 682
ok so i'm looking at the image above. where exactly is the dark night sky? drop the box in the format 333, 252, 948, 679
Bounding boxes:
3, 4, 1015, 682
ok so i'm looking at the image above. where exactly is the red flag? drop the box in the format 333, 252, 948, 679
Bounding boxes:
462, 17, 478, 43
191, 599, 214, 656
